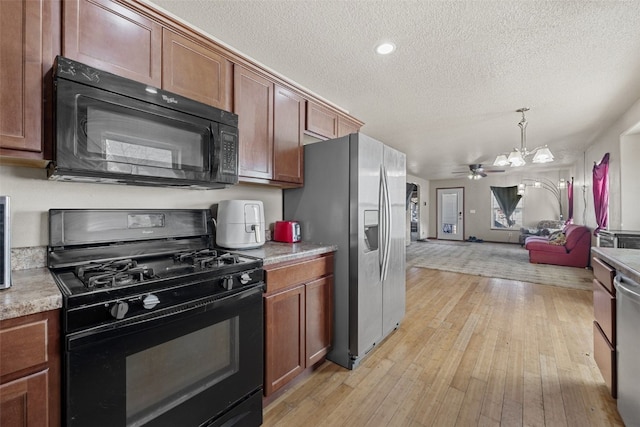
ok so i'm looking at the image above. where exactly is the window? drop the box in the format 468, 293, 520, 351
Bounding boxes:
491, 193, 523, 229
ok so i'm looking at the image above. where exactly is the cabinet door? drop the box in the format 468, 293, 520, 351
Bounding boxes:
63, 0, 162, 86
305, 275, 333, 366
306, 101, 338, 139
264, 285, 305, 396
0, 0, 56, 160
337, 115, 360, 137
234, 65, 273, 180
162, 30, 232, 111
0, 371, 49, 427
273, 84, 304, 184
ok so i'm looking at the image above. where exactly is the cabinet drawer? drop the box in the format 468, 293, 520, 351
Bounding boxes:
593, 321, 616, 398
0, 320, 47, 378
592, 257, 615, 294
593, 279, 616, 343
265, 255, 333, 293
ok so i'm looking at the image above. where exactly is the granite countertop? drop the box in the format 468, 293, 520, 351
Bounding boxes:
591, 247, 640, 283
1, 242, 336, 321
0, 268, 62, 321
231, 241, 337, 266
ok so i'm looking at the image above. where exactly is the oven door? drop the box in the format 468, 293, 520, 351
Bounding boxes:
53, 79, 217, 187
64, 285, 263, 427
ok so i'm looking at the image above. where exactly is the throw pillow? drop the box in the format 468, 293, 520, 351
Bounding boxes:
548, 230, 563, 240
550, 233, 567, 245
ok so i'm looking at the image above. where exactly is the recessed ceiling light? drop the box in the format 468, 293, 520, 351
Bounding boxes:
375, 42, 395, 55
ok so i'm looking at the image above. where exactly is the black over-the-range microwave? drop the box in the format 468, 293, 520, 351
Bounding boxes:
49, 56, 239, 189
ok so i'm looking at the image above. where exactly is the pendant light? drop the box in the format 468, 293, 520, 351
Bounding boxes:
494, 108, 554, 167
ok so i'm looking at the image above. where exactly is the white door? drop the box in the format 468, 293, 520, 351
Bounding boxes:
437, 188, 464, 241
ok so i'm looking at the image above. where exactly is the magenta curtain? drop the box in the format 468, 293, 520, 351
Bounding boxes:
592, 153, 610, 235
567, 177, 574, 223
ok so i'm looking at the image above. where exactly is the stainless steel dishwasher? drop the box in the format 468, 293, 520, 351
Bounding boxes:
615, 273, 640, 425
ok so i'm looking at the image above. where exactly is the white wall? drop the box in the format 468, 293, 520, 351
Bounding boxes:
0, 165, 282, 248
428, 170, 570, 243
407, 174, 429, 240
621, 132, 640, 229
573, 96, 640, 230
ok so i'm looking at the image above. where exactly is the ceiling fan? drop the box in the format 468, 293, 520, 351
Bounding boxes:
453, 164, 505, 180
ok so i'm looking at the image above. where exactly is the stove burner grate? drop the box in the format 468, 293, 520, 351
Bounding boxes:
174, 249, 240, 269
76, 259, 156, 289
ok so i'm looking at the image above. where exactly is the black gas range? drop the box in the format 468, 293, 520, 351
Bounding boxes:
48, 209, 264, 427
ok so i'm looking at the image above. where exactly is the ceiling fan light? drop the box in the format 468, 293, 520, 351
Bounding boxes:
532, 146, 554, 163
493, 155, 509, 167
508, 150, 525, 167
467, 173, 474, 180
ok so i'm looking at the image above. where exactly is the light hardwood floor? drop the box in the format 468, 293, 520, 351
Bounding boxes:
263, 267, 622, 426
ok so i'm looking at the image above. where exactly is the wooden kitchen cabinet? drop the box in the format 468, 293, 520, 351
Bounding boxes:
0, 310, 61, 427
263, 253, 334, 398
273, 84, 305, 184
306, 101, 338, 139
337, 115, 361, 137
234, 65, 305, 186
63, 0, 162, 86
306, 100, 362, 140
264, 284, 306, 395
0, 0, 57, 164
162, 29, 232, 111
592, 256, 617, 397
234, 65, 274, 181
304, 276, 333, 366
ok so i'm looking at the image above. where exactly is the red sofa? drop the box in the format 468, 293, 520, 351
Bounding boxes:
524, 224, 591, 268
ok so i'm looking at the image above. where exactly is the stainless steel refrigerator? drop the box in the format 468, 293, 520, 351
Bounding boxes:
283, 133, 406, 369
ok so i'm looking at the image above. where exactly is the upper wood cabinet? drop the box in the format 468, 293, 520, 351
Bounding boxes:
306, 101, 338, 139
63, 0, 162, 86
162, 29, 232, 111
273, 84, 304, 184
234, 66, 305, 186
234, 65, 274, 181
337, 115, 360, 137
306, 100, 362, 140
0, 0, 57, 164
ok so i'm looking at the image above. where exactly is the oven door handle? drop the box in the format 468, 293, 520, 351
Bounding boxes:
67, 284, 264, 351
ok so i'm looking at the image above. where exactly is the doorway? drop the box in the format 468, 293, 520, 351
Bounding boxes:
407, 183, 419, 241
437, 187, 464, 241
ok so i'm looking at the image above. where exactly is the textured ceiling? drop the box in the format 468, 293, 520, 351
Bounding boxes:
147, 0, 640, 180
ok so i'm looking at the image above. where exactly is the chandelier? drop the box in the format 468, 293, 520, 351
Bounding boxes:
493, 108, 554, 167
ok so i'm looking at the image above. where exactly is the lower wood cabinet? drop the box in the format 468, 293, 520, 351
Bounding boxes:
0, 310, 60, 427
592, 256, 616, 397
263, 253, 334, 397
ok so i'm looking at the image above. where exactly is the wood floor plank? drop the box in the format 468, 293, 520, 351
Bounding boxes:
455, 377, 487, 426
432, 386, 466, 426
263, 267, 623, 426
522, 371, 545, 427
539, 354, 568, 426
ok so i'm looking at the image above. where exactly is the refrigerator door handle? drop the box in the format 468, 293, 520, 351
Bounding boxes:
381, 165, 392, 282
379, 165, 386, 281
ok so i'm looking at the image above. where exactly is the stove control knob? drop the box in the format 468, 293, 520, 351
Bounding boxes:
142, 294, 160, 310
240, 273, 251, 285
110, 301, 129, 320
222, 276, 234, 291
